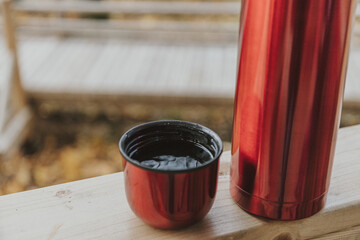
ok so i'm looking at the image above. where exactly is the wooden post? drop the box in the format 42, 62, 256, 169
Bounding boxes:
0, 51, 15, 134
0, 0, 31, 159
1, 0, 26, 110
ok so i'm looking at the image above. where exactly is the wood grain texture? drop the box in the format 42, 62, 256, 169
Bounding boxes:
0, 125, 360, 240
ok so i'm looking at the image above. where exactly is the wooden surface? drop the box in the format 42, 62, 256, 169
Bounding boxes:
1, 33, 356, 105
14, 37, 239, 99
1, 124, 360, 239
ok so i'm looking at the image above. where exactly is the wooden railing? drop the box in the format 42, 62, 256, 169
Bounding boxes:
3, 0, 360, 42
0, 50, 15, 135
1, 0, 25, 106
8, 0, 241, 41
1, 125, 360, 239
12, 1, 241, 15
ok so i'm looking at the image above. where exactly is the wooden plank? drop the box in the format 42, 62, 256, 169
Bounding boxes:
2, 1, 17, 58
27, 92, 235, 109
13, 1, 241, 15
345, 50, 360, 103
19, 37, 61, 86
83, 41, 127, 91
20, 38, 239, 99
16, 26, 238, 43
146, 44, 170, 92
344, 22, 360, 105
202, 47, 224, 95
16, 18, 239, 33
1, 125, 360, 239
103, 42, 134, 92
29, 38, 82, 92
60, 40, 104, 91
1, 0, 26, 110
146, 44, 175, 93
9, 0, 360, 17
314, 225, 360, 240
222, 45, 238, 92
0, 106, 32, 157
174, 46, 196, 92
53, 39, 95, 90
132, 44, 158, 91
113, 44, 151, 91
0, 50, 14, 133
166, 45, 187, 93
187, 46, 206, 91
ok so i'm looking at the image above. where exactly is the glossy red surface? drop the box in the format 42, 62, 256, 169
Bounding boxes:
122, 158, 219, 229
231, 0, 356, 220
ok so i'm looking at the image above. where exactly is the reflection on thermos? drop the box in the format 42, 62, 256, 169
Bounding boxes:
231, 0, 356, 220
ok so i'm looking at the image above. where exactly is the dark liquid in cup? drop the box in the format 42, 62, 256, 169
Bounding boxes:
130, 140, 213, 170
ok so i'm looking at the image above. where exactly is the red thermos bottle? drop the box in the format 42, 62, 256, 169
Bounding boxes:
231, 0, 356, 220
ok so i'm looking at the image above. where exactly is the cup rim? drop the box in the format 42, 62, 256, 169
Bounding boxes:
119, 120, 223, 173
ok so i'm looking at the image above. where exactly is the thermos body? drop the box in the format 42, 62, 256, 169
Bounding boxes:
231, 0, 356, 220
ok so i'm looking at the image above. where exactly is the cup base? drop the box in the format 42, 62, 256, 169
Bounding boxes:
230, 183, 326, 220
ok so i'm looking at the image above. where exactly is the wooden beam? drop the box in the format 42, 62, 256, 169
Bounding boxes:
16, 27, 238, 43
1, 0, 26, 110
9, 0, 360, 17
16, 18, 239, 33
11, 1, 360, 18
12, 17, 238, 42
0, 125, 360, 239
0, 50, 14, 133
0, 106, 32, 157
27, 91, 235, 109
12, 1, 241, 15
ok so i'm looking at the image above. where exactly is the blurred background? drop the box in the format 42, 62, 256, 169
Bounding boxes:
0, 0, 359, 195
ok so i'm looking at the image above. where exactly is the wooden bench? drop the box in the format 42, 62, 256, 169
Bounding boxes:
1, 124, 360, 239
0, 0, 240, 109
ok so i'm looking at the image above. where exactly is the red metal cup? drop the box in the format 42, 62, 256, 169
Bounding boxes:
231, 0, 356, 220
119, 120, 222, 229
